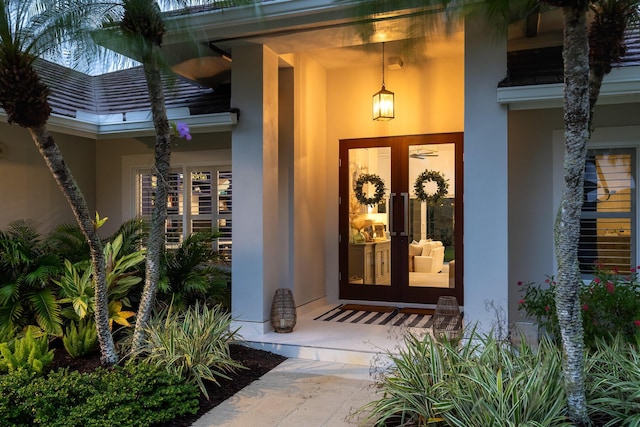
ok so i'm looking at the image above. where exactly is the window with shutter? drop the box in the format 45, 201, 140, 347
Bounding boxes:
137, 166, 232, 261
579, 148, 635, 276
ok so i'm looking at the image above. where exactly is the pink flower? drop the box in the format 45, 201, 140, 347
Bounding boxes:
519, 299, 525, 305
551, 281, 556, 286
606, 282, 615, 294
613, 267, 619, 274
545, 278, 550, 284
544, 305, 550, 312
631, 267, 637, 273
582, 304, 589, 311
634, 320, 640, 327
594, 277, 601, 284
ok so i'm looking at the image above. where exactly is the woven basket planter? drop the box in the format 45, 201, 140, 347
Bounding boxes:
271, 288, 297, 333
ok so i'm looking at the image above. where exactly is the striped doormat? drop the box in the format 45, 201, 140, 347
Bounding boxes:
314, 304, 438, 328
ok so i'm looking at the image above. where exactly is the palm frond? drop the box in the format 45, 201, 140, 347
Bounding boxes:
45, 223, 90, 262
108, 217, 148, 256
26, 287, 62, 336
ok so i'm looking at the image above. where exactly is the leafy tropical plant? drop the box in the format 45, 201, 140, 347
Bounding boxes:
0, 220, 63, 336
62, 319, 98, 358
0, 0, 117, 364
137, 301, 244, 398
55, 233, 144, 330
0, 328, 55, 375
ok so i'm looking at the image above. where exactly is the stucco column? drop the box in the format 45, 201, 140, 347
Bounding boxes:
464, 21, 509, 335
231, 44, 280, 333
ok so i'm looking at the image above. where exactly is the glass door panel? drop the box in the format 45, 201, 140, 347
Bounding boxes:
347, 147, 391, 286
408, 143, 456, 289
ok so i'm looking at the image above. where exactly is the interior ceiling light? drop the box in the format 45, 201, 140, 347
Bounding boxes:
372, 42, 394, 121
409, 147, 439, 159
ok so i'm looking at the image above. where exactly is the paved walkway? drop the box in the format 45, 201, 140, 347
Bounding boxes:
192, 358, 378, 427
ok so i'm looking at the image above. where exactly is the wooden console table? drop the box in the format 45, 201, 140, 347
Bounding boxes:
348, 240, 391, 285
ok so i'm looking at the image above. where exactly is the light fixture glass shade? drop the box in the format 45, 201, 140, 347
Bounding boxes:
373, 85, 394, 121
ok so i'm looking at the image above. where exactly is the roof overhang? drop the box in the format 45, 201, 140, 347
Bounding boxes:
0, 108, 238, 140
497, 66, 640, 110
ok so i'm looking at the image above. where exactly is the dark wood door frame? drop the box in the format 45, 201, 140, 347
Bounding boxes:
338, 133, 464, 305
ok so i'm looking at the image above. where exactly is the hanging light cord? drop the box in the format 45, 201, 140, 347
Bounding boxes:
381, 42, 386, 89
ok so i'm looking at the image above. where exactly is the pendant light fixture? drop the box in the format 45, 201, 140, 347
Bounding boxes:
372, 42, 394, 121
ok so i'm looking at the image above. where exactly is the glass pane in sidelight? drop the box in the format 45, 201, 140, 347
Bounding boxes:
347, 147, 391, 286
408, 143, 456, 288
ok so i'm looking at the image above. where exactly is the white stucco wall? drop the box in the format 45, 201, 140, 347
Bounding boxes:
463, 21, 509, 334
508, 103, 640, 325
0, 123, 96, 234
292, 53, 328, 307
231, 44, 281, 330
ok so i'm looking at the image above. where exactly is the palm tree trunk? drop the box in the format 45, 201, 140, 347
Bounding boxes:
28, 125, 118, 366
131, 59, 172, 354
554, 5, 590, 425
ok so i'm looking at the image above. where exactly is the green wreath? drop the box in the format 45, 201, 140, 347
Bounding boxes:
354, 173, 386, 207
414, 170, 449, 203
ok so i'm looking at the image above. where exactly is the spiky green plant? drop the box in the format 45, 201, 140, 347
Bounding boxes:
359, 328, 570, 426
435, 336, 569, 426
63, 319, 98, 358
586, 334, 640, 425
137, 301, 244, 399
0, 328, 54, 375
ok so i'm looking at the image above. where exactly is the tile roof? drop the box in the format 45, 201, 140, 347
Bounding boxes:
499, 29, 640, 87
34, 59, 231, 119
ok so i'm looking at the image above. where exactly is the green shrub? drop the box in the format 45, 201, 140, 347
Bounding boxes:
0, 363, 199, 426
586, 335, 640, 425
139, 301, 244, 398
62, 319, 98, 358
519, 269, 640, 347
0, 328, 54, 375
0, 368, 35, 425
359, 328, 571, 426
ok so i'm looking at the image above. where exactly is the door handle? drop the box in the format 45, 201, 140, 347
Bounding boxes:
401, 192, 409, 236
389, 192, 396, 236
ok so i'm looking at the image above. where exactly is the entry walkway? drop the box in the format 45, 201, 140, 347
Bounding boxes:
192, 358, 377, 427
194, 302, 441, 426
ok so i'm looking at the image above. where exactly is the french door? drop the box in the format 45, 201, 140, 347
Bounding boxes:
339, 133, 463, 305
